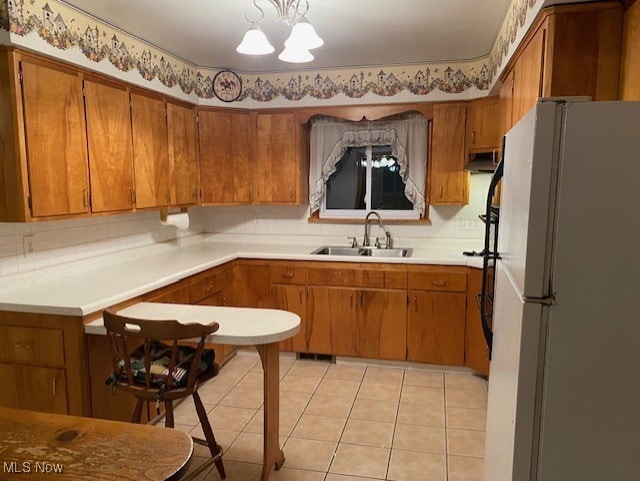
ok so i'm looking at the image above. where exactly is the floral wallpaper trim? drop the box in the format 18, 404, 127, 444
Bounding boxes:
1, 0, 494, 103
487, 0, 542, 79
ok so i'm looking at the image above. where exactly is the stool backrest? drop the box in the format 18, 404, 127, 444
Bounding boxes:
103, 308, 219, 391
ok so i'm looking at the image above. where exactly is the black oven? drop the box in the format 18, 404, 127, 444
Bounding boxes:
477, 144, 504, 359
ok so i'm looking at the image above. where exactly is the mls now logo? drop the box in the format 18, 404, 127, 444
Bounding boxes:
3, 461, 64, 474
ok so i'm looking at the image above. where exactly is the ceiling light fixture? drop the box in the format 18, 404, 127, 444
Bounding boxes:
237, 0, 323, 63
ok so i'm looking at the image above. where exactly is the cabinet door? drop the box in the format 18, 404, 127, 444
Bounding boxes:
512, 26, 546, 125
167, 103, 197, 206
464, 269, 489, 376
84, 80, 135, 213
198, 110, 253, 204
499, 70, 515, 139
430, 104, 467, 205
407, 291, 466, 365
21, 61, 89, 217
0, 363, 68, 414
306, 287, 357, 356
233, 264, 270, 308
357, 290, 407, 361
467, 97, 501, 151
256, 112, 298, 202
131, 93, 169, 208
198, 294, 235, 363
272, 284, 306, 352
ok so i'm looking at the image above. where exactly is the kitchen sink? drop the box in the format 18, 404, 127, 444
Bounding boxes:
311, 246, 413, 258
361, 247, 413, 258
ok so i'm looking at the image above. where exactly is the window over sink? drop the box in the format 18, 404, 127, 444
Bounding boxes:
309, 114, 428, 220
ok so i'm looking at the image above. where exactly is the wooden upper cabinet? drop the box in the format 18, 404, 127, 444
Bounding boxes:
198, 109, 253, 204
256, 112, 307, 203
467, 97, 500, 152
84, 80, 135, 213
167, 103, 198, 206
430, 104, 467, 205
20, 60, 89, 217
499, 70, 515, 139
512, 26, 546, 126
502, 2, 622, 128
131, 93, 169, 209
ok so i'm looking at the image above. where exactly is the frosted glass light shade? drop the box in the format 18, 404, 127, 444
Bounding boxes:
236, 24, 275, 55
278, 45, 314, 63
284, 17, 324, 50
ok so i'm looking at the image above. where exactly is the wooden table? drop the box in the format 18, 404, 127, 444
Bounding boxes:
0, 406, 193, 480
114, 302, 301, 481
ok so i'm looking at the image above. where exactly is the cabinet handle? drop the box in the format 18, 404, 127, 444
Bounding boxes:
82, 189, 89, 208
359, 292, 363, 308
492, 148, 500, 165
438, 185, 443, 198
249, 186, 253, 201
432, 280, 446, 287
14, 342, 33, 349
221, 296, 226, 305
193, 188, 198, 201
130, 188, 136, 204
299, 291, 303, 303
52, 377, 57, 396
166, 187, 171, 204
282, 272, 295, 279
471, 130, 477, 145
289, 186, 294, 199
350, 293, 353, 308
413, 296, 418, 311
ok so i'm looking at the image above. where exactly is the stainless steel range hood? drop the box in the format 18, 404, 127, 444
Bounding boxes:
464, 151, 500, 173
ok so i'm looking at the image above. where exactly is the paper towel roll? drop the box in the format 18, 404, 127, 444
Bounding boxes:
160, 212, 190, 230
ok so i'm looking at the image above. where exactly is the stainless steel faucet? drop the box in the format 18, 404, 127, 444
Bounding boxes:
363, 211, 392, 248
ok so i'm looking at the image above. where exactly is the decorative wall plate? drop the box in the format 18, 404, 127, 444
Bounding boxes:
213, 70, 242, 102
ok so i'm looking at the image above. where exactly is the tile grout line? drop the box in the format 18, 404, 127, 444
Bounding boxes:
444, 372, 450, 481
384, 367, 405, 481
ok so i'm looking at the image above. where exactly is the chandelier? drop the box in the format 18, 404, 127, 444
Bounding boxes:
236, 0, 324, 63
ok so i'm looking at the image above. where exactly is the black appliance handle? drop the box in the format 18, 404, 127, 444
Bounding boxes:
476, 293, 494, 358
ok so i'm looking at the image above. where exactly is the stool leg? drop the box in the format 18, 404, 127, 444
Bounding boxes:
164, 401, 174, 428
193, 391, 225, 479
131, 398, 144, 424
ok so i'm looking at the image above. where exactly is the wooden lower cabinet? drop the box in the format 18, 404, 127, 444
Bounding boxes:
233, 263, 271, 308
306, 287, 357, 356
357, 290, 407, 361
272, 284, 307, 352
0, 363, 68, 414
306, 287, 406, 360
465, 269, 490, 376
407, 290, 466, 366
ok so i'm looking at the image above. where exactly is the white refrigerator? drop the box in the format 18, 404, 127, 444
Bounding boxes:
484, 99, 640, 481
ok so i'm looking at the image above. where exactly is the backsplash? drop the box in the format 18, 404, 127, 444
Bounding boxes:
198, 175, 491, 246
0, 175, 491, 277
0, 210, 203, 276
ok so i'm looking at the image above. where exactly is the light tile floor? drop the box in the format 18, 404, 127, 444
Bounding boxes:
172, 351, 488, 481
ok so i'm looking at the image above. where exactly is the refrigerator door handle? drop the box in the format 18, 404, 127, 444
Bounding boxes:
522, 295, 555, 305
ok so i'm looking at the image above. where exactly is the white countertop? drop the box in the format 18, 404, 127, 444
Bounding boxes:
0, 241, 484, 317
86, 302, 301, 344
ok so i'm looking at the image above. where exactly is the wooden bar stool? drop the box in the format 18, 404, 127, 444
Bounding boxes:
103, 308, 226, 480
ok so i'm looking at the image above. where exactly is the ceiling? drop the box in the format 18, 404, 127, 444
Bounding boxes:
61, 0, 513, 72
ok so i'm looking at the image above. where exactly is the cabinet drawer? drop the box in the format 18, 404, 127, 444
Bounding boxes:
0, 326, 65, 366
385, 271, 408, 289
189, 269, 232, 304
408, 268, 467, 292
148, 285, 190, 304
271, 265, 306, 285
307, 267, 384, 288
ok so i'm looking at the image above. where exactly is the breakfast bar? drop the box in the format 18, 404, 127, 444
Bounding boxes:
87, 302, 301, 481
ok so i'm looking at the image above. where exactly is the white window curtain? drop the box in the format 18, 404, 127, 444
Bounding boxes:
309, 114, 429, 216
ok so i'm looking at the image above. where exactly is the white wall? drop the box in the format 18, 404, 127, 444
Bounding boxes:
198, 174, 491, 247
0, 210, 203, 276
